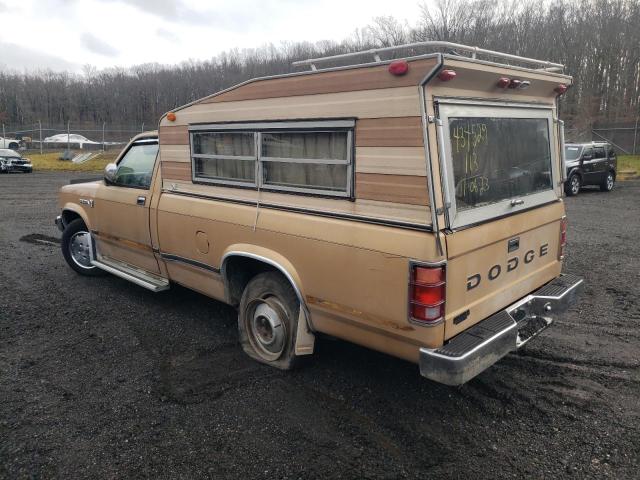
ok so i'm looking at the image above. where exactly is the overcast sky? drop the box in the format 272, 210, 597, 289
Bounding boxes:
0, 0, 423, 73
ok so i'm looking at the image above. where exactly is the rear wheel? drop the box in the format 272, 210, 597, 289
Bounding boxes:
565, 174, 581, 196
61, 218, 104, 276
600, 171, 615, 192
238, 272, 299, 370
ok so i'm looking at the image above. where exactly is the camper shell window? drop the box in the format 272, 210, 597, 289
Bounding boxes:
192, 132, 256, 185
189, 120, 354, 197
437, 100, 559, 229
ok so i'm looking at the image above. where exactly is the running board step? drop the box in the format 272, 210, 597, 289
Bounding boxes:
91, 257, 169, 292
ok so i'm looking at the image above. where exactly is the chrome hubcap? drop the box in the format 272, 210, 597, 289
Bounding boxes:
247, 298, 287, 361
607, 175, 614, 190
69, 231, 93, 269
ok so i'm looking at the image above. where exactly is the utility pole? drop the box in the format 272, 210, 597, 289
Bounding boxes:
39, 120, 43, 154
633, 116, 639, 155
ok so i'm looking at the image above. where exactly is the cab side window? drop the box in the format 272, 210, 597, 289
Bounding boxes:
594, 147, 605, 159
112, 142, 159, 189
582, 147, 594, 159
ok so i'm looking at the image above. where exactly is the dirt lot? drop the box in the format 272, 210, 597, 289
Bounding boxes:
1, 172, 639, 479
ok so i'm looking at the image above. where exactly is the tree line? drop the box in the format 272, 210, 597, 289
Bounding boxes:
0, 0, 638, 137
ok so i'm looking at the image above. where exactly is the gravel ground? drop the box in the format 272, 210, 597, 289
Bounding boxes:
1, 172, 639, 479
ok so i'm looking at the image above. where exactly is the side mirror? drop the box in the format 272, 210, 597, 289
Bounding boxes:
582, 154, 592, 161
104, 163, 118, 183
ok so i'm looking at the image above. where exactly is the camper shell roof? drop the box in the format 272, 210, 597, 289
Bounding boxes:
162, 42, 571, 117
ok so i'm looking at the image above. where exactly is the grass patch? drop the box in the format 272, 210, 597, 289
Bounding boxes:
26, 151, 119, 172
618, 155, 640, 173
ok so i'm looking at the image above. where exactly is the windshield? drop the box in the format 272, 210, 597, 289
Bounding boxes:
564, 146, 582, 161
448, 116, 553, 211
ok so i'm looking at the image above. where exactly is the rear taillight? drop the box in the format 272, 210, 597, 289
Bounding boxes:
409, 263, 445, 325
559, 216, 567, 260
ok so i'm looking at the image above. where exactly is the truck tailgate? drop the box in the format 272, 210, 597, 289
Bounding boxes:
443, 201, 565, 340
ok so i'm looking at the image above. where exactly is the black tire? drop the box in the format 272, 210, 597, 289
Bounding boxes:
238, 271, 299, 370
600, 171, 615, 192
61, 218, 105, 276
565, 174, 581, 196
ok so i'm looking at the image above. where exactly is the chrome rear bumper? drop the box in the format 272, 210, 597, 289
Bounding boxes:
419, 273, 583, 386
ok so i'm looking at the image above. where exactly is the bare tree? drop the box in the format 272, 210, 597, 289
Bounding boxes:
0, 0, 638, 134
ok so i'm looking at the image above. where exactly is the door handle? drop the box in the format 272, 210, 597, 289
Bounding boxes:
136, 196, 146, 206
510, 199, 524, 207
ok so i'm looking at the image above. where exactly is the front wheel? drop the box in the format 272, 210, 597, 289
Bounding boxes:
565, 174, 581, 196
238, 272, 299, 370
600, 171, 615, 192
61, 218, 105, 276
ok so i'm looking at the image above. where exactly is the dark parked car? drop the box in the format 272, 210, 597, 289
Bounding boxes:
0, 149, 32, 174
563, 142, 616, 196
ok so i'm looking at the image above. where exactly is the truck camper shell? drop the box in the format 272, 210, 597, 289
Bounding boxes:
158, 41, 571, 234
57, 42, 582, 385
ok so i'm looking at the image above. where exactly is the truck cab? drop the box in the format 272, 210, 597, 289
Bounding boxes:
55, 42, 583, 386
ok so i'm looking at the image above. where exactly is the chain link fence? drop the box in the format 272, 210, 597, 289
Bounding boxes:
0, 122, 149, 153
591, 119, 640, 155
4, 120, 638, 156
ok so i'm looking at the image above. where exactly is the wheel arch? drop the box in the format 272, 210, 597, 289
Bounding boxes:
61, 204, 91, 230
220, 245, 312, 331
568, 168, 583, 181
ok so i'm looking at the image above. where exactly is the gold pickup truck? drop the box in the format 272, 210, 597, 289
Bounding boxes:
55, 42, 583, 385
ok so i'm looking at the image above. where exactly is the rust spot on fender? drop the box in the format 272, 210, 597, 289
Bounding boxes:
306, 295, 414, 332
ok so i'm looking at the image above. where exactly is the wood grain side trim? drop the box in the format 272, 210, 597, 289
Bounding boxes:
161, 188, 431, 232
355, 147, 426, 176
200, 58, 437, 104
160, 144, 190, 163
355, 117, 423, 147
161, 179, 430, 227
161, 161, 192, 182
159, 125, 189, 145
356, 173, 429, 206
162, 87, 421, 126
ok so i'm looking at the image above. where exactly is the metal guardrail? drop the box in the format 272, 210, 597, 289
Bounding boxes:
292, 41, 565, 71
